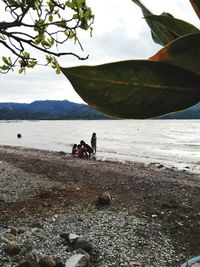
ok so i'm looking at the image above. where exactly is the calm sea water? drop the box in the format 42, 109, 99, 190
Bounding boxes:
0, 120, 200, 173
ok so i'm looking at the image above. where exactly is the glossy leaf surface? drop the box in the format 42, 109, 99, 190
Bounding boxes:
132, 0, 181, 46
132, 0, 199, 46
146, 14, 200, 38
61, 60, 200, 119
150, 33, 200, 75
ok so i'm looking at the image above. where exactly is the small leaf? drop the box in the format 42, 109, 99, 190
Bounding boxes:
23, 51, 30, 59
61, 60, 200, 119
18, 68, 25, 74
150, 33, 200, 75
0, 34, 6, 40
65, 1, 76, 9
56, 68, 61, 74
2, 56, 9, 65
48, 15, 53, 22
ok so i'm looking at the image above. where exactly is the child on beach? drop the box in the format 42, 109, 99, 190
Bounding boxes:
76, 144, 85, 158
91, 133, 97, 153
72, 144, 78, 156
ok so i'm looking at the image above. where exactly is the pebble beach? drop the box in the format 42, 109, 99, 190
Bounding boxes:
0, 145, 200, 267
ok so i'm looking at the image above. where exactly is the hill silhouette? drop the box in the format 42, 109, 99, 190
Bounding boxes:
0, 100, 200, 120
0, 100, 111, 120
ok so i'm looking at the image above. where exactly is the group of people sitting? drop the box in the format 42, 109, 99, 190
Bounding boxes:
72, 133, 97, 159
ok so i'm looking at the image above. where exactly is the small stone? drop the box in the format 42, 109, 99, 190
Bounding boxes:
72, 238, 92, 253
129, 261, 142, 267
23, 241, 33, 252
10, 227, 18, 236
39, 191, 52, 198
3, 233, 16, 241
97, 192, 111, 206
31, 221, 44, 229
33, 231, 47, 240
18, 227, 28, 234
4, 242, 21, 255
24, 252, 35, 261
39, 256, 56, 267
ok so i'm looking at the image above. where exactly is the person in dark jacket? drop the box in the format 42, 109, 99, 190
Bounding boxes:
80, 140, 93, 159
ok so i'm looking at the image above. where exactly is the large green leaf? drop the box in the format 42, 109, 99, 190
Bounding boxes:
61, 60, 200, 119
150, 33, 200, 75
189, 0, 200, 20
132, 0, 199, 46
146, 14, 200, 38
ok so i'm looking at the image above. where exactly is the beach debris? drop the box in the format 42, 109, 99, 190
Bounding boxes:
97, 192, 111, 206
181, 256, 200, 267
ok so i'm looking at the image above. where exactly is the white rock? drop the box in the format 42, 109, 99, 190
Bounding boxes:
68, 233, 80, 241
65, 254, 89, 267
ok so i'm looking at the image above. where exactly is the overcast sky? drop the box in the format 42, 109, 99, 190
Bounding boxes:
0, 0, 199, 103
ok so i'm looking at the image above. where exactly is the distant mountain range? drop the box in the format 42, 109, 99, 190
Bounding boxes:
0, 100, 199, 120
0, 100, 111, 120
159, 102, 200, 119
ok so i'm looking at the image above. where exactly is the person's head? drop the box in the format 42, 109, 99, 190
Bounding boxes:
78, 144, 82, 149
92, 133, 96, 137
73, 144, 77, 148
80, 140, 85, 146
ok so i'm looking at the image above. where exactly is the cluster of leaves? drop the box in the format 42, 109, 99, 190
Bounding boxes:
61, 0, 200, 119
0, 0, 94, 74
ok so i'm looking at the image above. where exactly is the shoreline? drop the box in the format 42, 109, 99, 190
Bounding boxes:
0, 144, 197, 175
0, 145, 200, 266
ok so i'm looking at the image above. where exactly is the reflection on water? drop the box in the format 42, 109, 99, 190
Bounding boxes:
0, 120, 200, 173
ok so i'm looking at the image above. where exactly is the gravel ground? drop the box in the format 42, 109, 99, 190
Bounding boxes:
0, 145, 200, 267
0, 209, 176, 267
